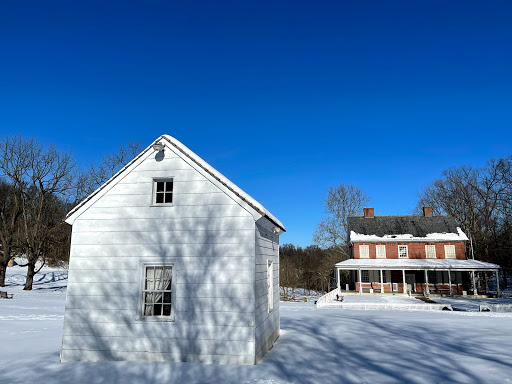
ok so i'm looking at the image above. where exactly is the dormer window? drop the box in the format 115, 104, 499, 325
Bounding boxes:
153, 178, 173, 205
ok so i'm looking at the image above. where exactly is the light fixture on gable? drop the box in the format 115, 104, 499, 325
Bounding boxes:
272, 227, 281, 234
152, 142, 165, 152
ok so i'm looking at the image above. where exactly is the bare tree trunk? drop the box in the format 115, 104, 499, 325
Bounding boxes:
24, 262, 35, 290
0, 262, 7, 287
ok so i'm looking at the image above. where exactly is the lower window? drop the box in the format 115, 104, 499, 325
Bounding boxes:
142, 265, 173, 317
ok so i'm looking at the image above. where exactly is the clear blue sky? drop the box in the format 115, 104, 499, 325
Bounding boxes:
1, 1, 511, 246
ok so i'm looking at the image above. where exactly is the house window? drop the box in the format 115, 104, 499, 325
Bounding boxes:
425, 245, 436, 259
444, 245, 456, 259
361, 270, 370, 283
142, 265, 173, 317
359, 245, 369, 258
376, 245, 386, 258
450, 271, 456, 283
267, 261, 274, 312
398, 245, 408, 258
382, 271, 387, 283
153, 178, 173, 205
427, 271, 437, 284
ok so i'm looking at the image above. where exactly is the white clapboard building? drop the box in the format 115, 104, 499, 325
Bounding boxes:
60, 135, 285, 364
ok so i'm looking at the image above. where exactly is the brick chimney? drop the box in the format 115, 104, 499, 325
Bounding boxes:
363, 207, 374, 218
423, 206, 433, 217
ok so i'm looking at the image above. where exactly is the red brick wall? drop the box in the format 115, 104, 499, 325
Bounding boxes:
353, 242, 466, 259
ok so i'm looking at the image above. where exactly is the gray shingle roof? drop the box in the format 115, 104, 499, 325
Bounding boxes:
347, 215, 459, 238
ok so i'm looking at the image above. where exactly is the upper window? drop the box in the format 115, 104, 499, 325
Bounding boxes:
359, 245, 369, 258
398, 245, 408, 258
153, 178, 173, 205
142, 265, 173, 318
444, 245, 456, 259
376, 245, 386, 258
425, 245, 436, 259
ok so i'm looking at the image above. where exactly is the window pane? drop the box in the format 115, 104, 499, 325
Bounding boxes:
165, 181, 173, 191
154, 303, 162, 316
164, 193, 172, 203
156, 182, 164, 192
163, 292, 172, 303
163, 305, 171, 316
156, 193, 164, 203
144, 292, 153, 304
145, 304, 153, 316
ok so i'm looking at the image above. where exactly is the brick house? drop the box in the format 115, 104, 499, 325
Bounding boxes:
335, 207, 501, 296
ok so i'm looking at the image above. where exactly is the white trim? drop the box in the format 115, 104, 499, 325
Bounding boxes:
152, 177, 174, 206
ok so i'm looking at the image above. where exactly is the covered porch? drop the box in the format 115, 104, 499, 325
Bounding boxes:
334, 259, 501, 297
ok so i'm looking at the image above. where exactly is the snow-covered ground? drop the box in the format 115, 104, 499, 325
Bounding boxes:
2, 266, 512, 384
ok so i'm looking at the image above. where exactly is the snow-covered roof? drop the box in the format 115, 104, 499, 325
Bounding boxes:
348, 215, 468, 243
350, 227, 468, 243
66, 135, 285, 231
335, 258, 500, 270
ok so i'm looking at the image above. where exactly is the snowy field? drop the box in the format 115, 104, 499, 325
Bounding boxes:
1, 267, 512, 384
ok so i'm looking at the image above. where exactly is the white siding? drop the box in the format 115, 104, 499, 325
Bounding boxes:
61, 147, 258, 364
253, 217, 280, 363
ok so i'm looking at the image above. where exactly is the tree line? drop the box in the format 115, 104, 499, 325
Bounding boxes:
0, 135, 141, 290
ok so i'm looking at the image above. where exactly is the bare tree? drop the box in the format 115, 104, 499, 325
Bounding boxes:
0, 180, 22, 286
416, 156, 512, 284
313, 183, 370, 256
0, 136, 78, 289
86, 141, 142, 195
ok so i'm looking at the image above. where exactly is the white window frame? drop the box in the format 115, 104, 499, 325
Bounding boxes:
398, 245, 408, 258
376, 245, 386, 259
444, 245, 456, 259
267, 260, 274, 313
139, 263, 175, 321
359, 245, 369, 258
425, 244, 436, 259
152, 178, 174, 206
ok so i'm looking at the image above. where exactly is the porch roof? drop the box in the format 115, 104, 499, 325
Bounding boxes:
334, 258, 500, 271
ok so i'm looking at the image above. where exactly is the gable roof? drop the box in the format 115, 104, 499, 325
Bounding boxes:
66, 134, 285, 231
348, 215, 467, 243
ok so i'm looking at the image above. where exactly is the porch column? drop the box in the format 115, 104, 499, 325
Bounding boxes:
448, 269, 453, 296
424, 269, 430, 296
472, 271, 477, 295
380, 269, 384, 293
358, 268, 362, 295
336, 268, 340, 290
496, 270, 501, 297
402, 269, 407, 294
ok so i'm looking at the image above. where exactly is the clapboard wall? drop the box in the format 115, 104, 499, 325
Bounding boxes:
61, 147, 260, 364
254, 217, 280, 362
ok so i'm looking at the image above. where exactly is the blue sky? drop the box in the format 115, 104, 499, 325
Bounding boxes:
1, 1, 511, 246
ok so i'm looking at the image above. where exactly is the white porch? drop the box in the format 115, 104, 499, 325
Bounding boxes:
334, 258, 501, 297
